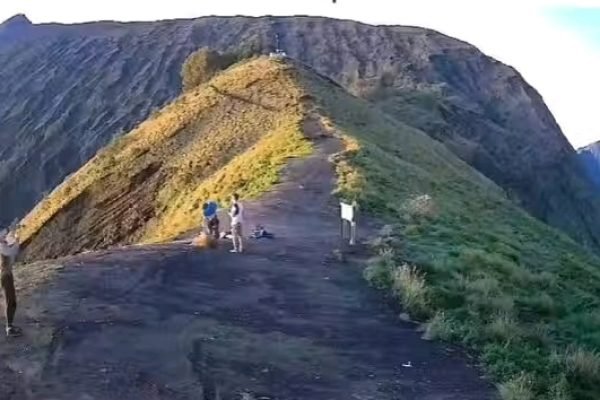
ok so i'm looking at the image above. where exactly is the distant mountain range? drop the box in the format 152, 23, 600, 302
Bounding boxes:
578, 140, 600, 187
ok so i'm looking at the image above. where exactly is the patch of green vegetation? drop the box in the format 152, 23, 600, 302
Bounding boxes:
299, 68, 600, 399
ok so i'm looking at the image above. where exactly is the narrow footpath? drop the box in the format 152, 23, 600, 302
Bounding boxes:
0, 137, 495, 399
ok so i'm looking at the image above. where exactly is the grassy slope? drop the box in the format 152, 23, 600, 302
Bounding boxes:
20, 58, 311, 259
299, 69, 600, 399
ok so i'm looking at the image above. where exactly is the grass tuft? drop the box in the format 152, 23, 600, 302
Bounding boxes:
565, 348, 600, 381
485, 314, 521, 343
499, 374, 535, 400
391, 263, 430, 319
423, 312, 456, 341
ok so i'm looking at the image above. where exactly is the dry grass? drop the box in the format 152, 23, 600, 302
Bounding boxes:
19, 57, 312, 260
142, 114, 311, 242
485, 314, 522, 343
402, 194, 437, 221
391, 264, 430, 319
566, 348, 600, 381
331, 134, 364, 204
422, 312, 455, 341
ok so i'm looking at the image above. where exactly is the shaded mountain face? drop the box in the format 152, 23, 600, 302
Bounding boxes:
0, 14, 32, 39
578, 141, 600, 187
1, 15, 599, 248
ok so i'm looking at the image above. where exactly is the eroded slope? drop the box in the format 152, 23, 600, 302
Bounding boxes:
20, 58, 311, 260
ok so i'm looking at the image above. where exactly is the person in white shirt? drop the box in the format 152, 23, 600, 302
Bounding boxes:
0, 223, 21, 337
229, 193, 244, 253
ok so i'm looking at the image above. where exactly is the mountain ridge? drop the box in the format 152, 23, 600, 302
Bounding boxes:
0, 15, 599, 249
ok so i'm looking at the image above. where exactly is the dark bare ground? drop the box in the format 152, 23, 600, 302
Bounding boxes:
0, 138, 496, 399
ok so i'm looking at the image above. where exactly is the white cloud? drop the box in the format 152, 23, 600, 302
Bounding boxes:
1, 0, 599, 146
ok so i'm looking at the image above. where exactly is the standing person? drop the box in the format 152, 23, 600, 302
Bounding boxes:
229, 193, 244, 253
0, 223, 21, 337
202, 201, 220, 239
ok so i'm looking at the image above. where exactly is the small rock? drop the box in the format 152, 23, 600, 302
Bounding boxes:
398, 313, 412, 322
332, 249, 345, 262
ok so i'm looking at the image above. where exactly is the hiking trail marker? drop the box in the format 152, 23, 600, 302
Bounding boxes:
340, 201, 357, 246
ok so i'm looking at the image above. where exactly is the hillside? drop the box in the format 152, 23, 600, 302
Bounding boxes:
299, 61, 600, 399
1, 15, 600, 250
19, 57, 312, 260
19, 56, 600, 399
578, 141, 600, 187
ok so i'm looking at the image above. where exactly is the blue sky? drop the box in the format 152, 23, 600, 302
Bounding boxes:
550, 7, 600, 48
0, 0, 599, 147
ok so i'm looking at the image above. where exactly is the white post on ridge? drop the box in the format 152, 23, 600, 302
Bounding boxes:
340, 201, 357, 246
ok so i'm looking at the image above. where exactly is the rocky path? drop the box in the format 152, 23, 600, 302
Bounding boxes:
0, 137, 495, 399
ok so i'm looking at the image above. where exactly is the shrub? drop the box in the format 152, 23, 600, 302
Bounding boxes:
402, 193, 437, 221
181, 48, 237, 91
364, 248, 395, 289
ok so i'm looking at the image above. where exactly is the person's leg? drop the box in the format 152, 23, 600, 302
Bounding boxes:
236, 223, 244, 253
212, 219, 220, 239
1, 273, 18, 335
231, 225, 239, 252
231, 223, 242, 252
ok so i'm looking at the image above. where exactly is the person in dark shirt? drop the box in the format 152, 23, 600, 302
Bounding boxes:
202, 201, 220, 239
0, 223, 21, 337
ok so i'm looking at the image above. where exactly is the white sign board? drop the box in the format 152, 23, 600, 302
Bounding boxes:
340, 202, 354, 222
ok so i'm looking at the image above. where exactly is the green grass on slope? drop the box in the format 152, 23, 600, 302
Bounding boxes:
299, 69, 600, 399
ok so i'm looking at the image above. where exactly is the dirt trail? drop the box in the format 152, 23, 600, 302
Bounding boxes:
0, 137, 495, 399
